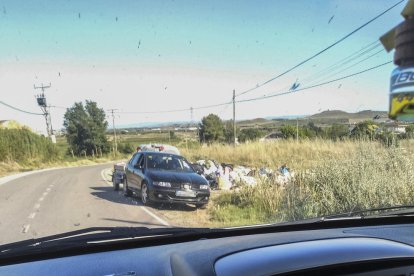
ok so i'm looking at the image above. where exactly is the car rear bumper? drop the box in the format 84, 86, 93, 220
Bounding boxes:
148, 187, 210, 204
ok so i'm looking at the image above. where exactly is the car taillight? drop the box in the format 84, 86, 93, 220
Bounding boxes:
159, 146, 164, 151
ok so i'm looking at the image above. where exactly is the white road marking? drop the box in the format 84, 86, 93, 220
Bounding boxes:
22, 224, 30, 233
0, 161, 118, 187
43, 192, 48, 197
46, 188, 51, 192
141, 206, 170, 227
28, 212, 36, 219
34, 203, 41, 210
99, 169, 170, 227
38, 197, 44, 202
100, 169, 113, 187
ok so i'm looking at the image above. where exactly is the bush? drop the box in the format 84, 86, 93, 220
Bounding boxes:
238, 128, 264, 143
118, 142, 135, 154
0, 128, 59, 163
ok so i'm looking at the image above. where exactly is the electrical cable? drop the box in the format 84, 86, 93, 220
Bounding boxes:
235, 0, 403, 98
237, 61, 392, 104
0, 101, 43, 115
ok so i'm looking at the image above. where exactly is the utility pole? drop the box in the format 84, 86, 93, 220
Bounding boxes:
108, 109, 118, 155
296, 118, 299, 142
233, 89, 236, 146
34, 83, 53, 140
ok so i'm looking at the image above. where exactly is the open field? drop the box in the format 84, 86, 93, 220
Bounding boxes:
195, 139, 414, 226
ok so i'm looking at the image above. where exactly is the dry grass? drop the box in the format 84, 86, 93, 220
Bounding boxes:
199, 139, 414, 226
181, 139, 387, 169
0, 157, 124, 178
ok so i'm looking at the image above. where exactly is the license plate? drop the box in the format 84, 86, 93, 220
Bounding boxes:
176, 190, 196, 197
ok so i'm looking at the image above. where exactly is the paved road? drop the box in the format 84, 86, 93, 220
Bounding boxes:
0, 164, 169, 245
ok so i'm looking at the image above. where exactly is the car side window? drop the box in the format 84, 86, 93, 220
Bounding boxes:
137, 155, 144, 168
131, 153, 141, 166
128, 154, 136, 165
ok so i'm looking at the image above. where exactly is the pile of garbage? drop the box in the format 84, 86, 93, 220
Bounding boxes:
192, 160, 294, 191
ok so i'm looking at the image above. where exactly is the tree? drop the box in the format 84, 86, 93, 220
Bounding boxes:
325, 124, 349, 140
306, 122, 323, 138
238, 128, 264, 143
280, 125, 306, 139
350, 121, 378, 140
224, 120, 239, 144
169, 130, 177, 140
64, 101, 110, 156
405, 124, 414, 139
199, 114, 225, 143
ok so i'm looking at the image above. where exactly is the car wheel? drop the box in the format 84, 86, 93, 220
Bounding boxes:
112, 176, 119, 191
141, 183, 151, 206
195, 203, 207, 209
123, 179, 132, 197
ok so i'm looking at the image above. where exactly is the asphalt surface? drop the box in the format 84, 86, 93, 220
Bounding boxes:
0, 164, 169, 245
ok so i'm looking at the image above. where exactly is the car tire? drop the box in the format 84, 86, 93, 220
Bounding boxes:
196, 203, 207, 209
123, 179, 132, 197
113, 176, 119, 191
141, 183, 152, 206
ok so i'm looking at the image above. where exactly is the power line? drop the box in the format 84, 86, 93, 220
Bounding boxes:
108, 109, 118, 155
74, 61, 391, 117
237, 61, 392, 104
49, 105, 67, 110
252, 42, 384, 99
306, 48, 385, 86
235, 0, 404, 98
0, 101, 43, 115
115, 101, 232, 115
300, 41, 382, 85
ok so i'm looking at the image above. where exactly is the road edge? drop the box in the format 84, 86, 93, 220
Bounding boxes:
100, 168, 170, 227
0, 161, 118, 187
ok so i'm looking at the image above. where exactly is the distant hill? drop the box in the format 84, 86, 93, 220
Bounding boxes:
118, 110, 389, 129
237, 118, 269, 125
309, 110, 387, 120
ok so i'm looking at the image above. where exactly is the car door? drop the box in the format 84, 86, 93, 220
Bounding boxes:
126, 153, 141, 190
134, 154, 146, 193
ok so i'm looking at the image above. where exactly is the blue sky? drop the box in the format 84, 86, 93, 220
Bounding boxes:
0, 0, 406, 133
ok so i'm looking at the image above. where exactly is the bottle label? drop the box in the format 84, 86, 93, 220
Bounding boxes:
389, 67, 414, 121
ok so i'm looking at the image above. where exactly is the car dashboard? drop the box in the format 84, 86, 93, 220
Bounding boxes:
2, 222, 414, 275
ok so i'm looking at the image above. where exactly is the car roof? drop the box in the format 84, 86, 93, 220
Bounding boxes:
141, 151, 182, 158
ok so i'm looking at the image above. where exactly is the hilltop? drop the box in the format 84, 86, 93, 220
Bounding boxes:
309, 110, 387, 120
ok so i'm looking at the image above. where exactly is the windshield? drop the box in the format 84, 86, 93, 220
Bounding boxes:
1, 0, 414, 248
146, 154, 194, 172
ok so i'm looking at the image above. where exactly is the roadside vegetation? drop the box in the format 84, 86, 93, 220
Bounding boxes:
3, 107, 414, 228
0, 128, 60, 176
205, 140, 414, 226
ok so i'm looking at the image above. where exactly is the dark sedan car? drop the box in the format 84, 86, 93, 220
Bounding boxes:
124, 151, 210, 208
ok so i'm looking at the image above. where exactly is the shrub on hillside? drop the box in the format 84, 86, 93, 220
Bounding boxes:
0, 128, 59, 163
